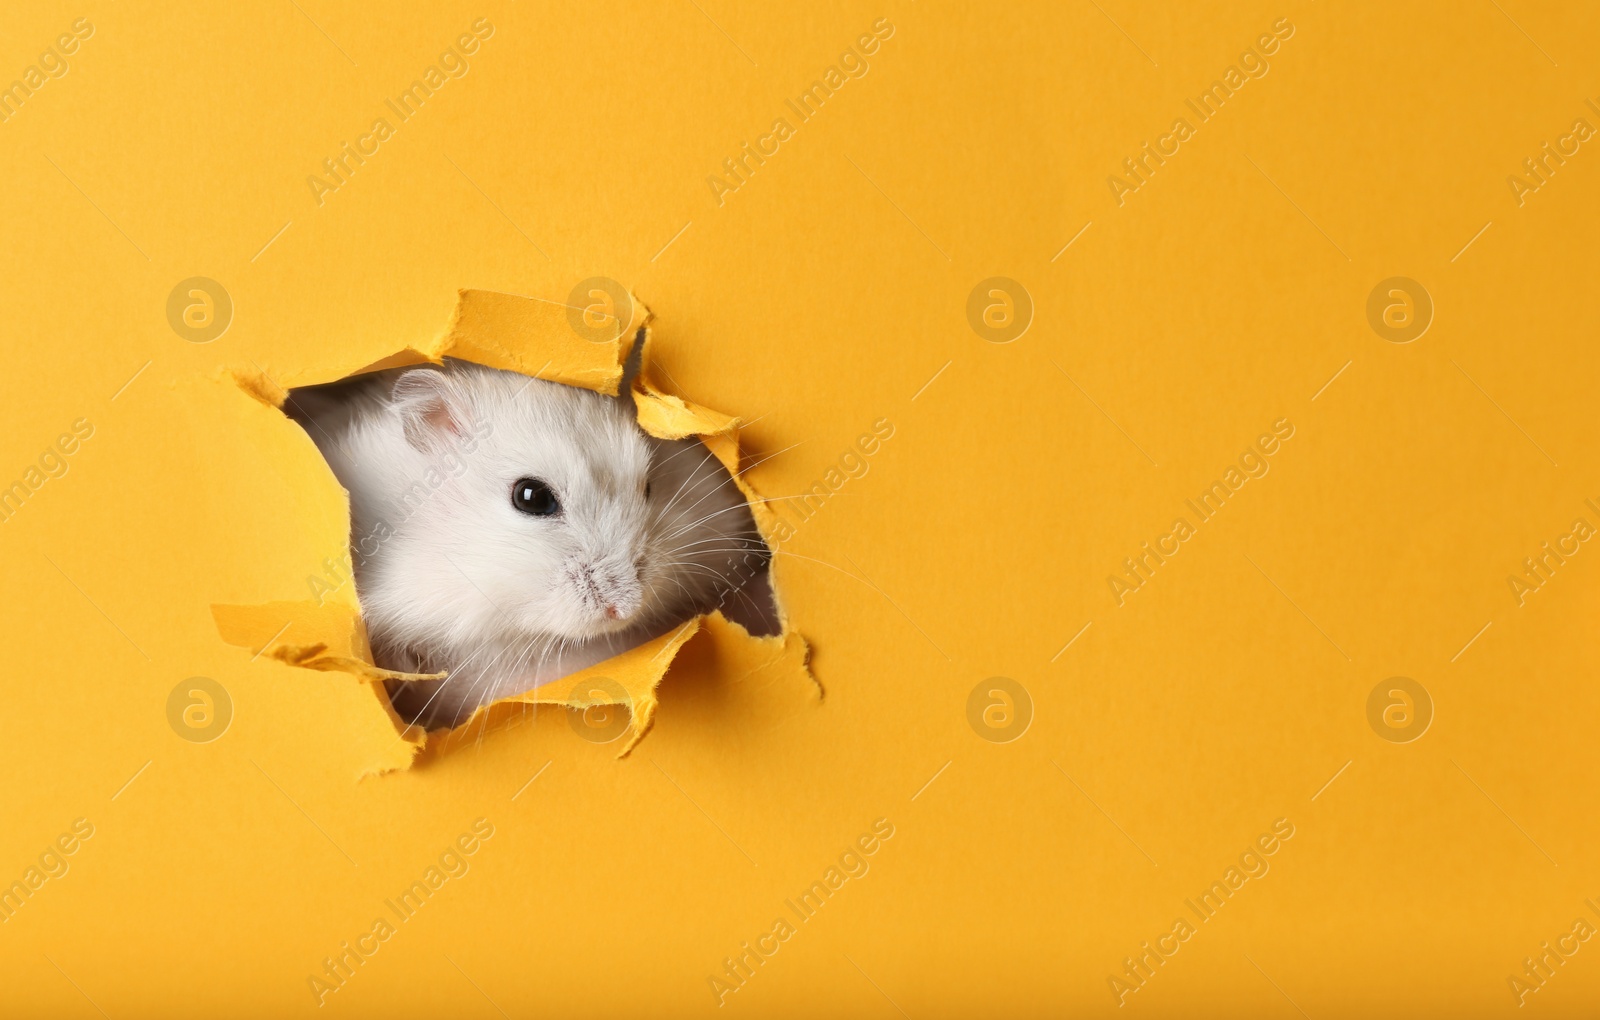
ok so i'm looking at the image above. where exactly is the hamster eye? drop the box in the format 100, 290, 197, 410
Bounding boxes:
644, 480, 652, 500
511, 478, 560, 517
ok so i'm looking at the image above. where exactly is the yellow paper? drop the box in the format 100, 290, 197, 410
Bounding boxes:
6, 2, 1600, 1016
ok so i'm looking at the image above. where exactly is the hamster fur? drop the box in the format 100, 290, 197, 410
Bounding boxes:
286, 357, 777, 728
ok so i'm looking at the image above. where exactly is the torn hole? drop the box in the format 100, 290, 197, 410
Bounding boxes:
288, 353, 782, 728
213, 289, 807, 770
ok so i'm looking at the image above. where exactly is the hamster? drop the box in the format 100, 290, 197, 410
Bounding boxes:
285, 356, 778, 728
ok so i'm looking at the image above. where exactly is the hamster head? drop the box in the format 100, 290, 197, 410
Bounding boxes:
363, 360, 761, 659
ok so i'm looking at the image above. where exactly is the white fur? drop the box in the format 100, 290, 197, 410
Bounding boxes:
289, 359, 771, 727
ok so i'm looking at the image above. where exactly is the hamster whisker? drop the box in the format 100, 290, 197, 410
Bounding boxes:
757, 493, 859, 503
420, 626, 557, 728
655, 561, 743, 590
656, 546, 768, 572
659, 502, 769, 543
734, 440, 805, 475
652, 463, 718, 521
643, 439, 718, 491
762, 548, 892, 591
649, 435, 720, 470
661, 533, 768, 553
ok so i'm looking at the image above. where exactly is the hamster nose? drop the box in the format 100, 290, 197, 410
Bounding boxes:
586, 562, 643, 621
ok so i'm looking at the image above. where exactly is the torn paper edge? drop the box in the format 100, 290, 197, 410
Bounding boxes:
211, 287, 814, 775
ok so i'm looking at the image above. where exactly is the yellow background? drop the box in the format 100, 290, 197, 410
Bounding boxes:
3, 0, 1599, 1015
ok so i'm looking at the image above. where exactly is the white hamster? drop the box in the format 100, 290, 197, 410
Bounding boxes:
286, 356, 777, 728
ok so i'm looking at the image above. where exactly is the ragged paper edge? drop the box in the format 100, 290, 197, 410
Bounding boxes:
421, 617, 702, 762
629, 331, 799, 637
211, 287, 813, 776
210, 601, 444, 683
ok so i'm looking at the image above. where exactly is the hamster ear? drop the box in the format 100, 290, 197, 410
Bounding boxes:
391, 367, 465, 452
